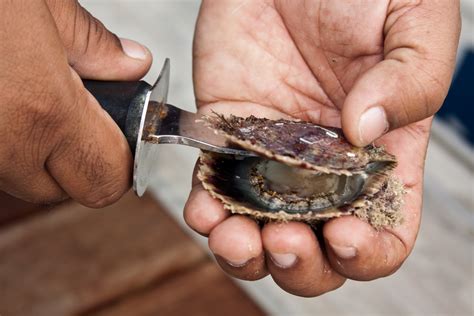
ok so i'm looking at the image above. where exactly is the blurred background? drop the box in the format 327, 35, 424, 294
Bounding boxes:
0, 1, 472, 315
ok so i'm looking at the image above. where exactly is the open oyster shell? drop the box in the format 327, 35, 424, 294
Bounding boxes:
198, 115, 404, 228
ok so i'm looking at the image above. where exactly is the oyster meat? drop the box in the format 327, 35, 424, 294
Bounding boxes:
198, 115, 404, 228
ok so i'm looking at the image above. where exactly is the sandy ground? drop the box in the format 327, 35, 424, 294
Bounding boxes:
82, 1, 473, 315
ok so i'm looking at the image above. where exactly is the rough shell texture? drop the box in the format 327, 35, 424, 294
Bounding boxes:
198, 115, 404, 228
203, 114, 396, 175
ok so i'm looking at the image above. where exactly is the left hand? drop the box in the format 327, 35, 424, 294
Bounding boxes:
0, 0, 152, 207
185, 0, 460, 296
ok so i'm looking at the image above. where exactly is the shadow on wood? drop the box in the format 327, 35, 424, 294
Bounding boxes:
0, 192, 264, 316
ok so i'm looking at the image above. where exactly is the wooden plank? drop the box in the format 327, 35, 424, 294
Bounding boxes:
84, 261, 265, 316
0, 192, 206, 316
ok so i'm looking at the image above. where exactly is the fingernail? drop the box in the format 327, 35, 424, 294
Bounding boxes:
120, 38, 148, 60
224, 257, 250, 268
358, 106, 389, 145
215, 254, 251, 268
329, 243, 357, 259
269, 252, 297, 268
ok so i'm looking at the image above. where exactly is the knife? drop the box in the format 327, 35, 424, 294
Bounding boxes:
83, 58, 255, 197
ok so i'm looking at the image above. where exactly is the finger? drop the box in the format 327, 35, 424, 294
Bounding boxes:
46, 0, 152, 80
184, 160, 230, 236
208, 215, 268, 281
324, 168, 423, 280
323, 217, 407, 280
184, 183, 230, 236
46, 70, 133, 208
262, 222, 345, 297
342, 1, 461, 146
323, 120, 430, 280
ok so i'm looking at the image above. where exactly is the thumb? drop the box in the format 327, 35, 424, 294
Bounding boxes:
47, 0, 152, 80
341, 1, 460, 147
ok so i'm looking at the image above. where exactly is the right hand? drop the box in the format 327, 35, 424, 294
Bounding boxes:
0, 1, 152, 207
186, 0, 460, 297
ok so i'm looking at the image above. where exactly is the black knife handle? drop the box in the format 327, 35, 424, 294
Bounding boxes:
83, 80, 152, 153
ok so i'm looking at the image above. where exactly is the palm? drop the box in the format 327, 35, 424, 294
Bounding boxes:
194, 0, 427, 215
195, 1, 384, 119
188, 0, 438, 296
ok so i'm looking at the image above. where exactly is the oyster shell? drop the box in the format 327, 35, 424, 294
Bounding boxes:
198, 115, 404, 228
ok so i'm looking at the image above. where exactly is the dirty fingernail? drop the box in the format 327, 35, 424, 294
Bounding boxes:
329, 243, 357, 259
270, 252, 297, 268
120, 38, 148, 60
358, 106, 389, 145
215, 254, 251, 268
224, 257, 250, 268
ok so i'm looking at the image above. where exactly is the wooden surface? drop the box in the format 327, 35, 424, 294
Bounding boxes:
0, 192, 265, 316
86, 261, 263, 316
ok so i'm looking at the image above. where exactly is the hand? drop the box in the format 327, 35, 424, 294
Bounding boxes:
0, 1, 152, 206
185, 0, 460, 296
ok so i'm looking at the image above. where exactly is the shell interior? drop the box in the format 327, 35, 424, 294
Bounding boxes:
204, 155, 369, 214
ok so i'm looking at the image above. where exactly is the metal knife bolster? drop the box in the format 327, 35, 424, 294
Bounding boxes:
143, 102, 257, 157
142, 101, 181, 141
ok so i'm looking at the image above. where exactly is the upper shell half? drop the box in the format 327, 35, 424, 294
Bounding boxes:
198, 114, 404, 227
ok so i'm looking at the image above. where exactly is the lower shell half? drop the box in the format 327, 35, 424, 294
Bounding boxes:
199, 152, 404, 228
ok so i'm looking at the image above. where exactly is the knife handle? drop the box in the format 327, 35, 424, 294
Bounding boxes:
83, 80, 152, 153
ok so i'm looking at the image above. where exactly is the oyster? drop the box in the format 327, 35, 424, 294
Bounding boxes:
198, 115, 404, 228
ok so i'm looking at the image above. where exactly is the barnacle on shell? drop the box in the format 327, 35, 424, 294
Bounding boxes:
198, 114, 404, 228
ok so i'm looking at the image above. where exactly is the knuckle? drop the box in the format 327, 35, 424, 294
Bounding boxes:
46, 0, 121, 63
1, 88, 70, 169
47, 147, 130, 209
20, 93, 67, 155
28, 190, 68, 206
44, 0, 78, 50
65, 4, 120, 60
12, 73, 71, 127
82, 183, 127, 208
83, 18, 121, 59
0, 180, 67, 206
71, 153, 130, 208
25, 90, 64, 124
82, 173, 129, 209
45, 93, 132, 209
